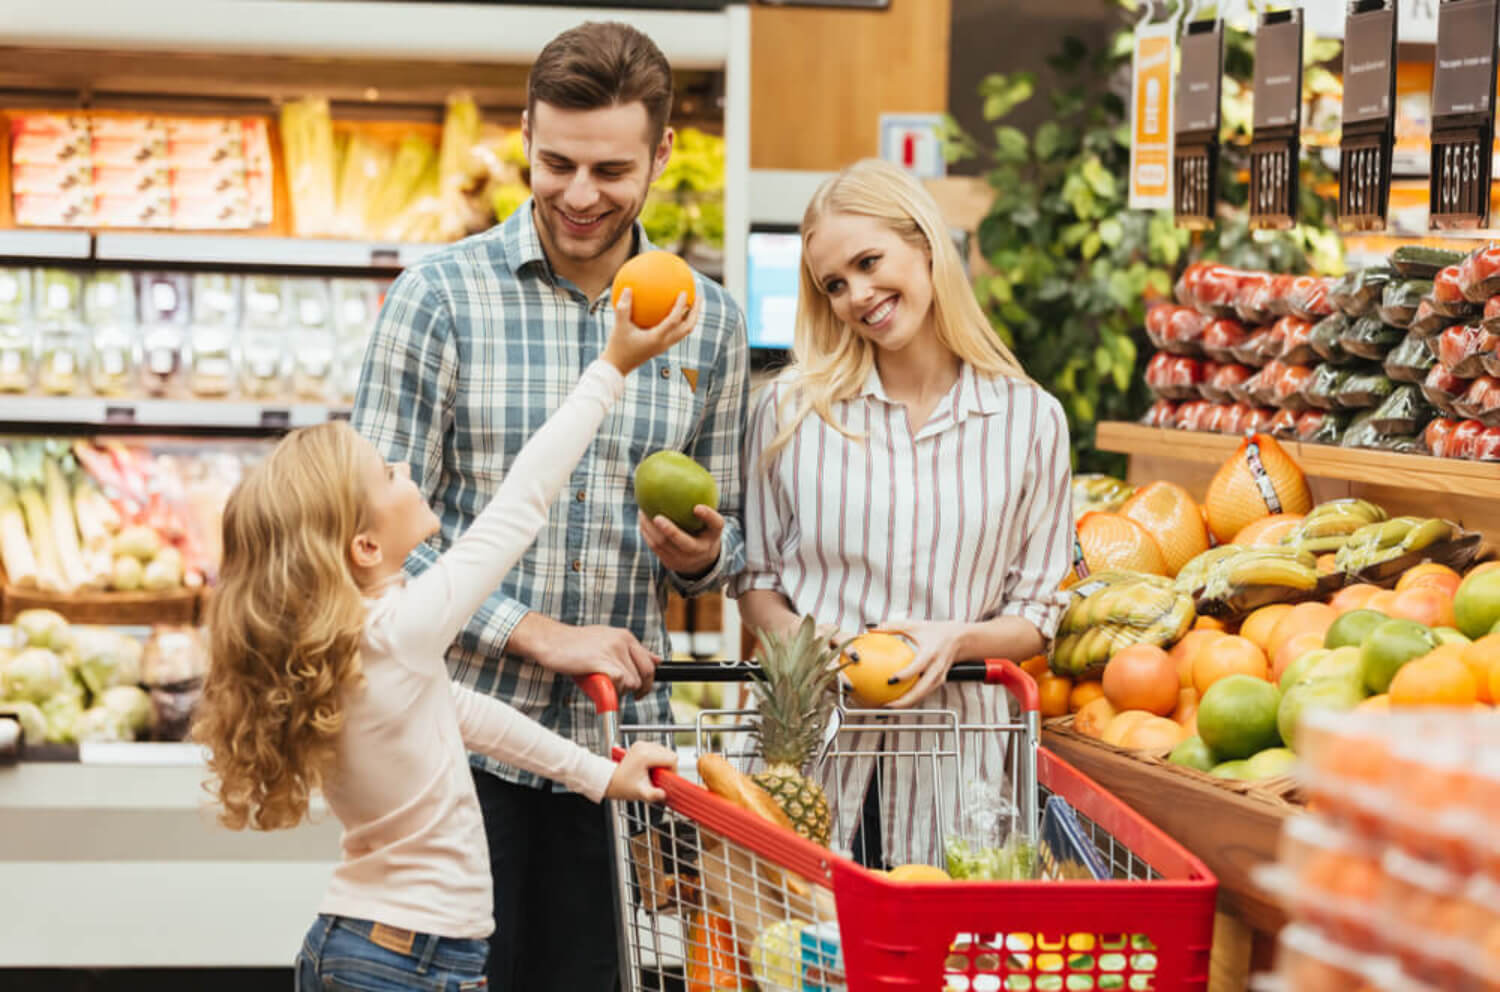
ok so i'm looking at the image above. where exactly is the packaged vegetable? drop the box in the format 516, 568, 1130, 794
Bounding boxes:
1331, 266, 1391, 317
1384, 333, 1438, 383
1339, 410, 1382, 449
1201, 317, 1250, 364
1174, 400, 1211, 431
1424, 417, 1459, 457
1335, 369, 1396, 409
1296, 409, 1345, 444
1434, 324, 1498, 378
1454, 375, 1500, 426
1430, 264, 1477, 318
1458, 244, 1500, 303
1340, 316, 1403, 361
1201, 362, 1254, 404
1231, 326, 1277, 368
1422, 365, 1468, 416
1408, 297, 1457, 339
1269, 407, 1300, 438
1144, 352, 1207, 401
1179, 262, 1243, 317
1475, 425, 1500, 461
1368, 385, 1435, 436
1271, 364, 1316, 412
1276, 316, 1319, 365
1287, 275, 1335, 320
1377, 279, 1430, 328
1389, 244, 1468, 279
1308, 313, 1351, 364
1141, 398, 1178, 428
1448, 418, 1485, 458
287, 278, 336, 400
1232, 273, 1276, 325
1304, 364, 1348, 410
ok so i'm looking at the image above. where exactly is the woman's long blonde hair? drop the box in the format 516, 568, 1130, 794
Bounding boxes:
195, 421, 370, 830
764, 158, 1028, 460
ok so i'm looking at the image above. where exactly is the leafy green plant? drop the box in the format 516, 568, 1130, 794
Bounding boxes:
948, 13, 1342, 474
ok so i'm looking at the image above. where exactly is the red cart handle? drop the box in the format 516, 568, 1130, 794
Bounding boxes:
971, 658, 1039, 713
573, 673, 619, 715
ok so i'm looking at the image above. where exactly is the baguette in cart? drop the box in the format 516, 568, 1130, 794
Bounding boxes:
575, 656, 1217, 991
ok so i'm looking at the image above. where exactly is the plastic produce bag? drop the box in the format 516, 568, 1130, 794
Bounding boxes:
1269, 407, 1300, 438
1429, 264, 1478, 318
1232, 273, 1276, 325
1422, 365, 1468, 417
1474, 424, 1500, 461
1276, 316, 1319, 365
1141, 398, 1178, 428
1287, 275, 1335, 321
1050, 571, 1194, 679
1201, 318, 1249, 364
1384, 333, 1437, 383
1434, 324, 1498, 378
1201, 362, 1254, 404
1408, 297, 1456, 340
1304, 363, 1347, 410
1330, 266, 1390, 318
1071, 474, 1135, 519
1297, 409, 1347, 444
1377, 280, 1429, 329
1340, 316, 1403, 361
1453, 376, 1500, 426
1270, 363, 1316, 412
1335, 368, 1397, 409
1145, 351, 1207, 401
1230, 326, 1277, 368
1423, 418, 1460, 457
1308, 313, 1351, 364
1368, 384, 1435, 436
1458, 244, 1500, 303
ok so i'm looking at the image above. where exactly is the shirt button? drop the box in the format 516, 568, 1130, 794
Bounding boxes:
571, 559, 582, 572
659, 366, 671, 379
576, 490, 586, 502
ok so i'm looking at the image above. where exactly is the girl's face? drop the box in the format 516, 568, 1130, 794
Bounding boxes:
804, 211, 934, 354
352, 435, 440, 579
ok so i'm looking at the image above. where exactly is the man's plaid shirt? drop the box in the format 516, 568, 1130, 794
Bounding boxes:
352, 203, 748, 788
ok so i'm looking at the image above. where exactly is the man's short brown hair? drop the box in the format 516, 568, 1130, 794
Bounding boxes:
527, 22, 674, 146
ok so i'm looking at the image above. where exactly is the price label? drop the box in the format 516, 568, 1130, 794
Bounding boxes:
104, 405, 137, 425
259, 407, 291, 429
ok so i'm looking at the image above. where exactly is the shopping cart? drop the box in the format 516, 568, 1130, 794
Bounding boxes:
576, 657, 1217, 991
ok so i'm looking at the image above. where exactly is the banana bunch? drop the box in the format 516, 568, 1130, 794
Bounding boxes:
1051, 572, 1194, 679
1334, 517, 1458, 573
1286, 499, 1388, 554
1174, 546, 1243, 596
1071, 474, 1136, 521
1199, 546, 1321, 603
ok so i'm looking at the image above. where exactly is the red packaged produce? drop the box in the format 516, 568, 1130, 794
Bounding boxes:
1201, 402, 1230, 433
1422, 365, 1468, 416
1431, 264, 1473, 316
1269, 407, 1299, 437
1163, 306, 1210, 356
1144, 303, 1175, 350
1295, 409, 1329, 441
1272, 363, 1316, 412
1141, 397, 1179, 428
1265, 273, 1298, 317
1230, 326, 1276, 367
1459, 244, 1500, 303
1165, 355, 1207, 400
1408, 297, 1455, 339
1214, 403, 1243, 434
1249, 359, 1289, 407
1449, 418, 1485, 459
1423, 417, 1459, 457
1175, 400, 1210, 431
1192, 263, 1243, 316
1274, 315, 1318, 364
1242, 405, 1276, 434
1455, 375, 1500, 425
1287, 275, 1334, 320
1201, 362, 1253, 404
1201, 317, 1249, 363
1435, 324, 1499, 378
1232, 272, 1276, 325
1145, 350, 1173, 393
1474, 425, 1500, 461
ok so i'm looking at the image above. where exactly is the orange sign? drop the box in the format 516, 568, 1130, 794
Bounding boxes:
1130, 25, 1175, 210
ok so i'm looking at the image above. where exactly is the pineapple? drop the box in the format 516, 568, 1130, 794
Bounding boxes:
749, 615, 845, 847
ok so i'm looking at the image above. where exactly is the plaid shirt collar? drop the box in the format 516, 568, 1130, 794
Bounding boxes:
500, 201, 652, 288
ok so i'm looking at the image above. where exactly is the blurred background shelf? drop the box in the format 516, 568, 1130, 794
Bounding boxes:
0, 396, 349, 433
92, 233, 442, 272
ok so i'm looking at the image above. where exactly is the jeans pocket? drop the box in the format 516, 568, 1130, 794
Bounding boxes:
319, 955, 443, 992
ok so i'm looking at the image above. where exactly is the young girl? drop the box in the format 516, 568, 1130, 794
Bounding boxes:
730, 158, 1074, 868
195, 289, 699, 990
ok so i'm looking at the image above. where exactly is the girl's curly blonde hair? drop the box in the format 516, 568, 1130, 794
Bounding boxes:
195, 421, 370, 830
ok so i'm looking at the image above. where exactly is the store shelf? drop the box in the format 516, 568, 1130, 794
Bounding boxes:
0, 395, 349, 431
0, 229, 91, 261
2, 1, 732, 69
93, 232, 440, 271
1096, 422, 1500, 499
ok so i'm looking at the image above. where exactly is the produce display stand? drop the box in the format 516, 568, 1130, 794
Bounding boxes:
1065, 420, 1500, 989
0, 585, 200, 626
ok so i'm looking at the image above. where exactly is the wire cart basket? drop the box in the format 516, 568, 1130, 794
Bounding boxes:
577, 658, 1217, 991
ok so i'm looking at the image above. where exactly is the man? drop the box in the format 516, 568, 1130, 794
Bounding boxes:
352, 21, 748, 990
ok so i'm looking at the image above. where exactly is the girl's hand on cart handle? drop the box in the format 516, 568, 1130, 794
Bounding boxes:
872, 619, 970, 710
606, 742, 676, 803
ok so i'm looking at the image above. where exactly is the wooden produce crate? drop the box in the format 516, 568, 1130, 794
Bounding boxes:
1, 583, 200, 626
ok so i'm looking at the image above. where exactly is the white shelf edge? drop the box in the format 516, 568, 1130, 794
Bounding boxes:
4, 1, 731, 69
0, 395, 349, 430
0, 229, 91, 260
94, 232, 434, 270
748, 169, 836, 227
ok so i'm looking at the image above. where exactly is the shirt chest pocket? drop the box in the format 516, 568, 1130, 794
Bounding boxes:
605, 354, 704, 463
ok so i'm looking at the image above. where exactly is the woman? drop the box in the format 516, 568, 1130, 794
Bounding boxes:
729, 158, 1074, 868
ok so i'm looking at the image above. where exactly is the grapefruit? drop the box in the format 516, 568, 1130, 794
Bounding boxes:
1272, 631, 1327, 684
1397, 563, 1462, 598
634, 451, 718, 533
1454, 568, 1500, 639
1119, 482, 1210, 576
1168, 735, 1217, 772
1192, 636, 1269, 695
1119, 715, 1187, 751
1101, 644, 1179, 716
1169, 630, 1226, 688
1324, 609, 1387, 650
1388, 586, 1458, 630
612, 250, 696, 327
1329, 583, 1382, 614
1459, 635, 1500, 703
1240, 604, 1293, 655
1277, 676, 1364, 751
1232, 514, 1305, 547
1203, 434, 1313, 544
1076, 512, 1168, 576
1197, 674, 1282, 760
1267, 602, 1337, 661
1360, 618, 1439, 695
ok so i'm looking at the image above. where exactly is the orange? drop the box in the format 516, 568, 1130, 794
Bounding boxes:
1193, 615, 1230, 632
1193, 635, 1269, 695
1365, 589, 1399, 615
1267, 602, 1338, 660
1460, 635, 1500, 704
1315, 553, 1337, 577
1101, 644, 1180, 716
1069, 680, 1105, 713
1357, 693, 1390, 712
1073, 697, 1118, 738
1389, 654, 1479, 707
1240, 604, 1293, 655
1203, 433, 1312, 543
1168, 630, 1227, 688
611, 250, 696, 327
1020, 655, 1050, 681
1119, 715, 1187, 751
1398, 563, 1462, 598
1172, 687, 1199, 735
1038, 675, 1072, 718
1101, 710, 1155, 747
1272, 630, 1327, 683
1232, 513, 1305, 547
1493, 663, 1500, 707
842, 632, 918, 706
1388, 586, 1458, 630
1330, 583, 1382, 614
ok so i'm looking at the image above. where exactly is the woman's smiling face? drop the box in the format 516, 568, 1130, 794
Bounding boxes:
804, 211, 934, 354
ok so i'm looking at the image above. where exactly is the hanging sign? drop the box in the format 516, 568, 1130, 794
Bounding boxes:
1129, 13, 1176, 209
1248, 8, 1305, 230
1174, 17, 1224, 229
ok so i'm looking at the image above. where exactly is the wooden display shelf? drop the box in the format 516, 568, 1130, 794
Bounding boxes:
1041, 726, 1291, 936
1, 584, 200, 626
1095, 422, 1500, 500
